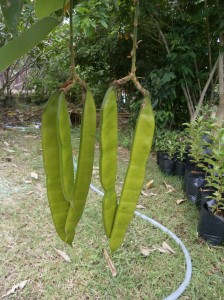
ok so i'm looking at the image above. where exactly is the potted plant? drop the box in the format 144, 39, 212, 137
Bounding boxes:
183, 116, 211, 203
184, 116, 209, 170
154, 130, 174, 172
155, 130, 178, 175
195, 130, 215, 209
175, 132, 187, 176
154, 130, 167, 166
198, 127, 224, 245
162, 131, 179, 175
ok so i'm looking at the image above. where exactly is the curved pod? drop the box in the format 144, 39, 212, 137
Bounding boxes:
42, 91, 71, 243
42, 88, 96, 246
99, 86, 118, 237
57, 91, 75, 204
66, 88, 96, 231
109, 95, 155, 253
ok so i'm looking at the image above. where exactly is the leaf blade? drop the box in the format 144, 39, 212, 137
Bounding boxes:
35, 0, 70, 19
0, 0, 24, 35
0, 16, 59, 73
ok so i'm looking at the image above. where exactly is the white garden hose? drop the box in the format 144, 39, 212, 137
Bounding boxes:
134, 211, 192, 300
8, 125, 192, 298
73, 158, 192, 300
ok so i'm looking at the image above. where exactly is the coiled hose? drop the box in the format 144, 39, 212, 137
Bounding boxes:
74, 158, 192, 300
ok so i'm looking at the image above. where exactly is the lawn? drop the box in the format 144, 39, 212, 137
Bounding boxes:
0, 124, 224, 299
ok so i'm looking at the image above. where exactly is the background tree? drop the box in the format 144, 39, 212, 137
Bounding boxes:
0, 3, 42, 100
1, 0, 223, 127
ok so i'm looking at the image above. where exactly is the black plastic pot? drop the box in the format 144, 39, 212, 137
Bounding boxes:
185, 152, 195, 166
184, 170, 206, 204
175, 160, 186, 177
156, 151, 163, 165
196, 188, 214, 210
198, 200, 224, 245
159, 152, 169, 172
202, 133, 213, 156
185, 161, 197, 173
163, 158, 175, 175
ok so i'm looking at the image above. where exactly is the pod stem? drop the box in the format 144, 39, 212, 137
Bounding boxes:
69, 0, 75, 78
61, 0, 87, 96
131, 0, 139, 74
113, 0, 149, 97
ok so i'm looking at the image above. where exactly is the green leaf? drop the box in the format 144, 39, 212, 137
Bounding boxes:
0, 16, 59, 73
35, 0, 70, 19
113, 0, 119, 10
0, 0, 24, 35
99, 19, 108, 29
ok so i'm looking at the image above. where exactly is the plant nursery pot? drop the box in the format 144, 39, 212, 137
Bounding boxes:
202, 133, 213, 144
185, 161, 197, 173
156, 151, 163, 165
184, 170, 206, 204
196, 188, 214, 210
162, 158, 175, 176
198, 200, 224, 245
203, 146, 213, 156
174, 160, 186, 177
185, 152, 195, 166
183, 167, 196, 191
159, 152, 169, 171
187, 163, 204, 173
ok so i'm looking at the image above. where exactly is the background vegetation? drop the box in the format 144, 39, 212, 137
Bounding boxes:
0, 0, 224, 127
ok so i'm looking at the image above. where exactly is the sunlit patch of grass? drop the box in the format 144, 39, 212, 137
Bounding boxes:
0, 129, 224, 299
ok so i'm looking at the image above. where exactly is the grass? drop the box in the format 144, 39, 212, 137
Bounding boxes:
0, 126, 224, 299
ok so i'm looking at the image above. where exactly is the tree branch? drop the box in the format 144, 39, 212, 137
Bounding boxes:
192, 57, 219, 121
215, 33, 224, 125
182, 86, 194, 118
153, 18, 170, 55
194, 58, 202, 95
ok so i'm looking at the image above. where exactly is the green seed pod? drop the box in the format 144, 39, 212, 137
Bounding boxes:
99, 86, 118, 237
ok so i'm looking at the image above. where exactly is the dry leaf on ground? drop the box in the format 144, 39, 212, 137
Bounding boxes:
163, 181, 176, 193
149, 192, 157, 196
30, 172, 38, 180
25, 191, 34, 195
24, 180, 32, 184
140, 243, 175, 256
141, 190, 149, 197
162, 241, 175, 254
136, 204, 146, 209
4, 148, 15, 153
146, 180, 154, 189
2, 280, 29, 298
54, 249, 71, 262
140, 246, 157, 256
103, 249, 117, 277
158, 246, 169, 253
176, 199, 186, 205
24, 135, 37, 139
3, 141, 9, 147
